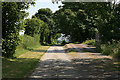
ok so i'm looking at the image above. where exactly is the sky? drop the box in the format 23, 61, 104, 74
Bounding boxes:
26, 0, 63, 19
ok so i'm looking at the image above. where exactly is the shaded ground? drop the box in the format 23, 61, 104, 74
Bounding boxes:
30, 45, 120, 79
2, 46, 50, 78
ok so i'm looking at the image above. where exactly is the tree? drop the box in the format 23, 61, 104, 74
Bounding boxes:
2, 2, 35, 57
84, 2, 120, 43
32, 8, 58, 44
24, 18, 44, 37
54, 2, 120, 43
54, 2, 96, 43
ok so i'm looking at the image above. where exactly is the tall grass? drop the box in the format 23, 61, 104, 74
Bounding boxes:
82, 39, 120, 59
14, 35, 40, 57
22, 35, 40, 49
101, 41, 120, 59
3, 34, 50, 78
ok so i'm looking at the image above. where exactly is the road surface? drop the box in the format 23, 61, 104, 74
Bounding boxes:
30, 45, 120, 79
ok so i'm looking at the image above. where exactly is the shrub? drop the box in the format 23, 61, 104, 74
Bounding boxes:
82, 39, 95, 46
101, 44, 113, 55
100, 41, 120, 59
95, 42, 102, 52
110, 41, 120, 59
2, 34, 21, 58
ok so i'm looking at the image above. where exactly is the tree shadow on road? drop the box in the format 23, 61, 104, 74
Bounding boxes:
2, 57, 120, 79
30, 58, 120, 79
72, 58, 120, 78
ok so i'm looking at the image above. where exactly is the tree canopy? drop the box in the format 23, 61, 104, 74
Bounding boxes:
2, 1, 120, 58
31, 8, 60, 44
2, 2, 35, 57
54, 2, 120, 43
24, 18, 44, 37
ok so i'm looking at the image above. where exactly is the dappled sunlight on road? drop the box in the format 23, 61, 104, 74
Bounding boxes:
30, 59, 79, 78
29, 46, 120, 79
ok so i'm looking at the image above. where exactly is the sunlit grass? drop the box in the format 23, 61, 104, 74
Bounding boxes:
2, 46, 50, 78
14, 35, 41, 57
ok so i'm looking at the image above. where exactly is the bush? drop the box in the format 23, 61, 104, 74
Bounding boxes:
112, 46, 120, 59
2, 34, 21, 58
82, 39, 95, 46
95, 42, 102, 53
101, 44, 113, 55
99, 41, 120, 59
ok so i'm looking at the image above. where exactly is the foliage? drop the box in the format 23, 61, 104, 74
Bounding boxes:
101, 41, 120, 59
2, 2, 35, 58
24, 18, 44, 37
54, 2, 120, 44
54, 3, 96, 42
20, 35, 40, 49
13, 35, 40, 57
95, 42, 102, 53
2, 1, 120, 59
84, 2, 120, 43
101, 44, 113, 55
54, 2, 120, 59
32, 8, 60, 44
82, 39, 95, 46
3, 46, 50, 78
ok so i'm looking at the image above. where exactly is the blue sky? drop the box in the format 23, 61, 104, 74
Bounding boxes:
26, 0, 63, 19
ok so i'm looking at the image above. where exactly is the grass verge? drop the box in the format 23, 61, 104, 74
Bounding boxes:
14, 35, 41, 57
2, 45, 50, 78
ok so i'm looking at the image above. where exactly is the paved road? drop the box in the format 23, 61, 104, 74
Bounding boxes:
30, 45, 120, 79
30, 46, 78, 78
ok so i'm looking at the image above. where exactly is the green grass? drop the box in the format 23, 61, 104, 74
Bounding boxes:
2, 46, 50, 78
14, 35, 41, 57
82, 39, 95, 46
14, 46, 28, 58
2, 58, 39, 78
14, 44, 41, 58
2, 34, 51, 78
21, 35, 40, 49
